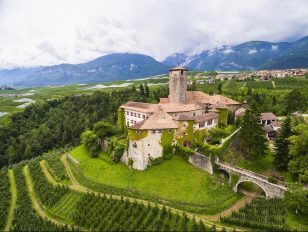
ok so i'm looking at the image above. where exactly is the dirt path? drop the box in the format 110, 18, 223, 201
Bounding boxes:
4, 170, 17, 232
40, 161, 58, 186
23, 165, 87, 231
58, 154, 242, 231
23, 165, 66, 226
60, 155, 81, 187
206, 196, 253, 221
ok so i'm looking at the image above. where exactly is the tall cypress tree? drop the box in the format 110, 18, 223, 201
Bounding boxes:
139, 84, 145, 95
145, 83, 150, 97
237, 107, 268, 159
274, 116, 292, 170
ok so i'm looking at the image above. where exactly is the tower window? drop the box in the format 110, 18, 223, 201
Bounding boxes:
181, 70, 184, 75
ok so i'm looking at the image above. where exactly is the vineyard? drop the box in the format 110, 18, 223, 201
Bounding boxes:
0, 150, 306, 231
0, 169, 10, 229
0, 154, 219, 231
221, 198, 291, 231
274, 78, 308, 89
72, 193, 208, 231
11, 164, 65, 231
222, 80, 246, 95
246, 79, 274, 89
42, 149, 70, 182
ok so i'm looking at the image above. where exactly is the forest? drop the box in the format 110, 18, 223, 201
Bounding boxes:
0, 84, 168, 168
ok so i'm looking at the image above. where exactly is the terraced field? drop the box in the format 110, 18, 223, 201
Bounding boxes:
1, 153, 231, 231
1, 150, 306, 231
222, 80, 246, 94
246, 79, 274, 89
274, 78, 308, 89
50, 192, 82, 223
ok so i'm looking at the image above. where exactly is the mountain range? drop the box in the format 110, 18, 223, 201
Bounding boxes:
164, 36, 308, 71
0, 36, 307, 87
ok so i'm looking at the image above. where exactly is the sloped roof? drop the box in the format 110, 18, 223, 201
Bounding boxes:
187, 91, 240, 105
173, 114, 194, 121
187, 91, 211, 104
131, 109, 178, 130
261, 112, 277, 121
208, 94, 240, 105
120, 101, 155, 113
193, 112, 218, 123
272, 121, 282, 127
121, 101, 203, 113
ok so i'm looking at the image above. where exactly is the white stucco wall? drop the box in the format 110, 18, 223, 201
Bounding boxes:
124, 109, 151, 127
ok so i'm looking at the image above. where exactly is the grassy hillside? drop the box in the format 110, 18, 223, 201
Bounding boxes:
70, 145, 241, 214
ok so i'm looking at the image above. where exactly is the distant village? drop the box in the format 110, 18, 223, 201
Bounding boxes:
187, 68, 308, 84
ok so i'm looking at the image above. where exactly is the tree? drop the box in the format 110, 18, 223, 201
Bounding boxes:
218, 83, 222, 94
93, 121, 117, 139
274, 116, 293, 170
288, 123, 308, 183
237, 107, 268, 159
139, 84, 145, 95
145, 83, 150, 97
285, 89, 305, 114
189, 80, 197, 91
285, 183, 308, 215
81, 130, 99, 157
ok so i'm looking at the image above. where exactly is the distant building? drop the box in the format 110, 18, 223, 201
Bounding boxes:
260, 112, 278, 125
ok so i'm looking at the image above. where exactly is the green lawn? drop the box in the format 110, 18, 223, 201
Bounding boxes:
71, 146, 241, 214
237, 151, 274, 174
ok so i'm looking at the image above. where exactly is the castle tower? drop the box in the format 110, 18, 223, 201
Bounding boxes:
169, 66, 188, 104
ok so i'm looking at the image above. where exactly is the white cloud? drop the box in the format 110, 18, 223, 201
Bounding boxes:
0, 0, 308, 68
248, 48, 258, 54
271, 45, 279, 51
223, 47, 235, 54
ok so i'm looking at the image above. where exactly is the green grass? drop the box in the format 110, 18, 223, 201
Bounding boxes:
286, 212, 308, 231
71, 145, 241, 214
50, 191, 82, 223
237, 151, 274, 174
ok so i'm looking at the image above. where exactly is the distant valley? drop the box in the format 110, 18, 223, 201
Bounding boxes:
0, 36, 308, 87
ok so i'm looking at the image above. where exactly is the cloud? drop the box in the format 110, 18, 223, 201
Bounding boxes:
248, 48, 258, 54
271, 45, 279, 51
0, 0, 308, 68
223, 47, 235, 54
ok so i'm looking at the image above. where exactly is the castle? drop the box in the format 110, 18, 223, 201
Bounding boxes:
119, 66, 241, 170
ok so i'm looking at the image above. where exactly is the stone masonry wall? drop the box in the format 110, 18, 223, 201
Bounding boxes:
121, 131, 163, 170
188, 153, 213, 174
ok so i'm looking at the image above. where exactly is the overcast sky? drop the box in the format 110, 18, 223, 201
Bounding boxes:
0, 0, 308, 68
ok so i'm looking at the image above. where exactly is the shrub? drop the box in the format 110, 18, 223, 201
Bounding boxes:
110, 145, 125, 162
207, 127, 228, 145
149, 157, 165, 165
174, 145, 195, 161
81, 130, 100, 157
268, 177, 278, 184
162, 145, 173, 160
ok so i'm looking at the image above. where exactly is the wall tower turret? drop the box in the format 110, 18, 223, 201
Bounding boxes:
169, 66, 188, 104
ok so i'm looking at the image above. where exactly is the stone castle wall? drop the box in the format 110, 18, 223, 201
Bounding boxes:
121, 131, 163, 170
188, 153, 213, 174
